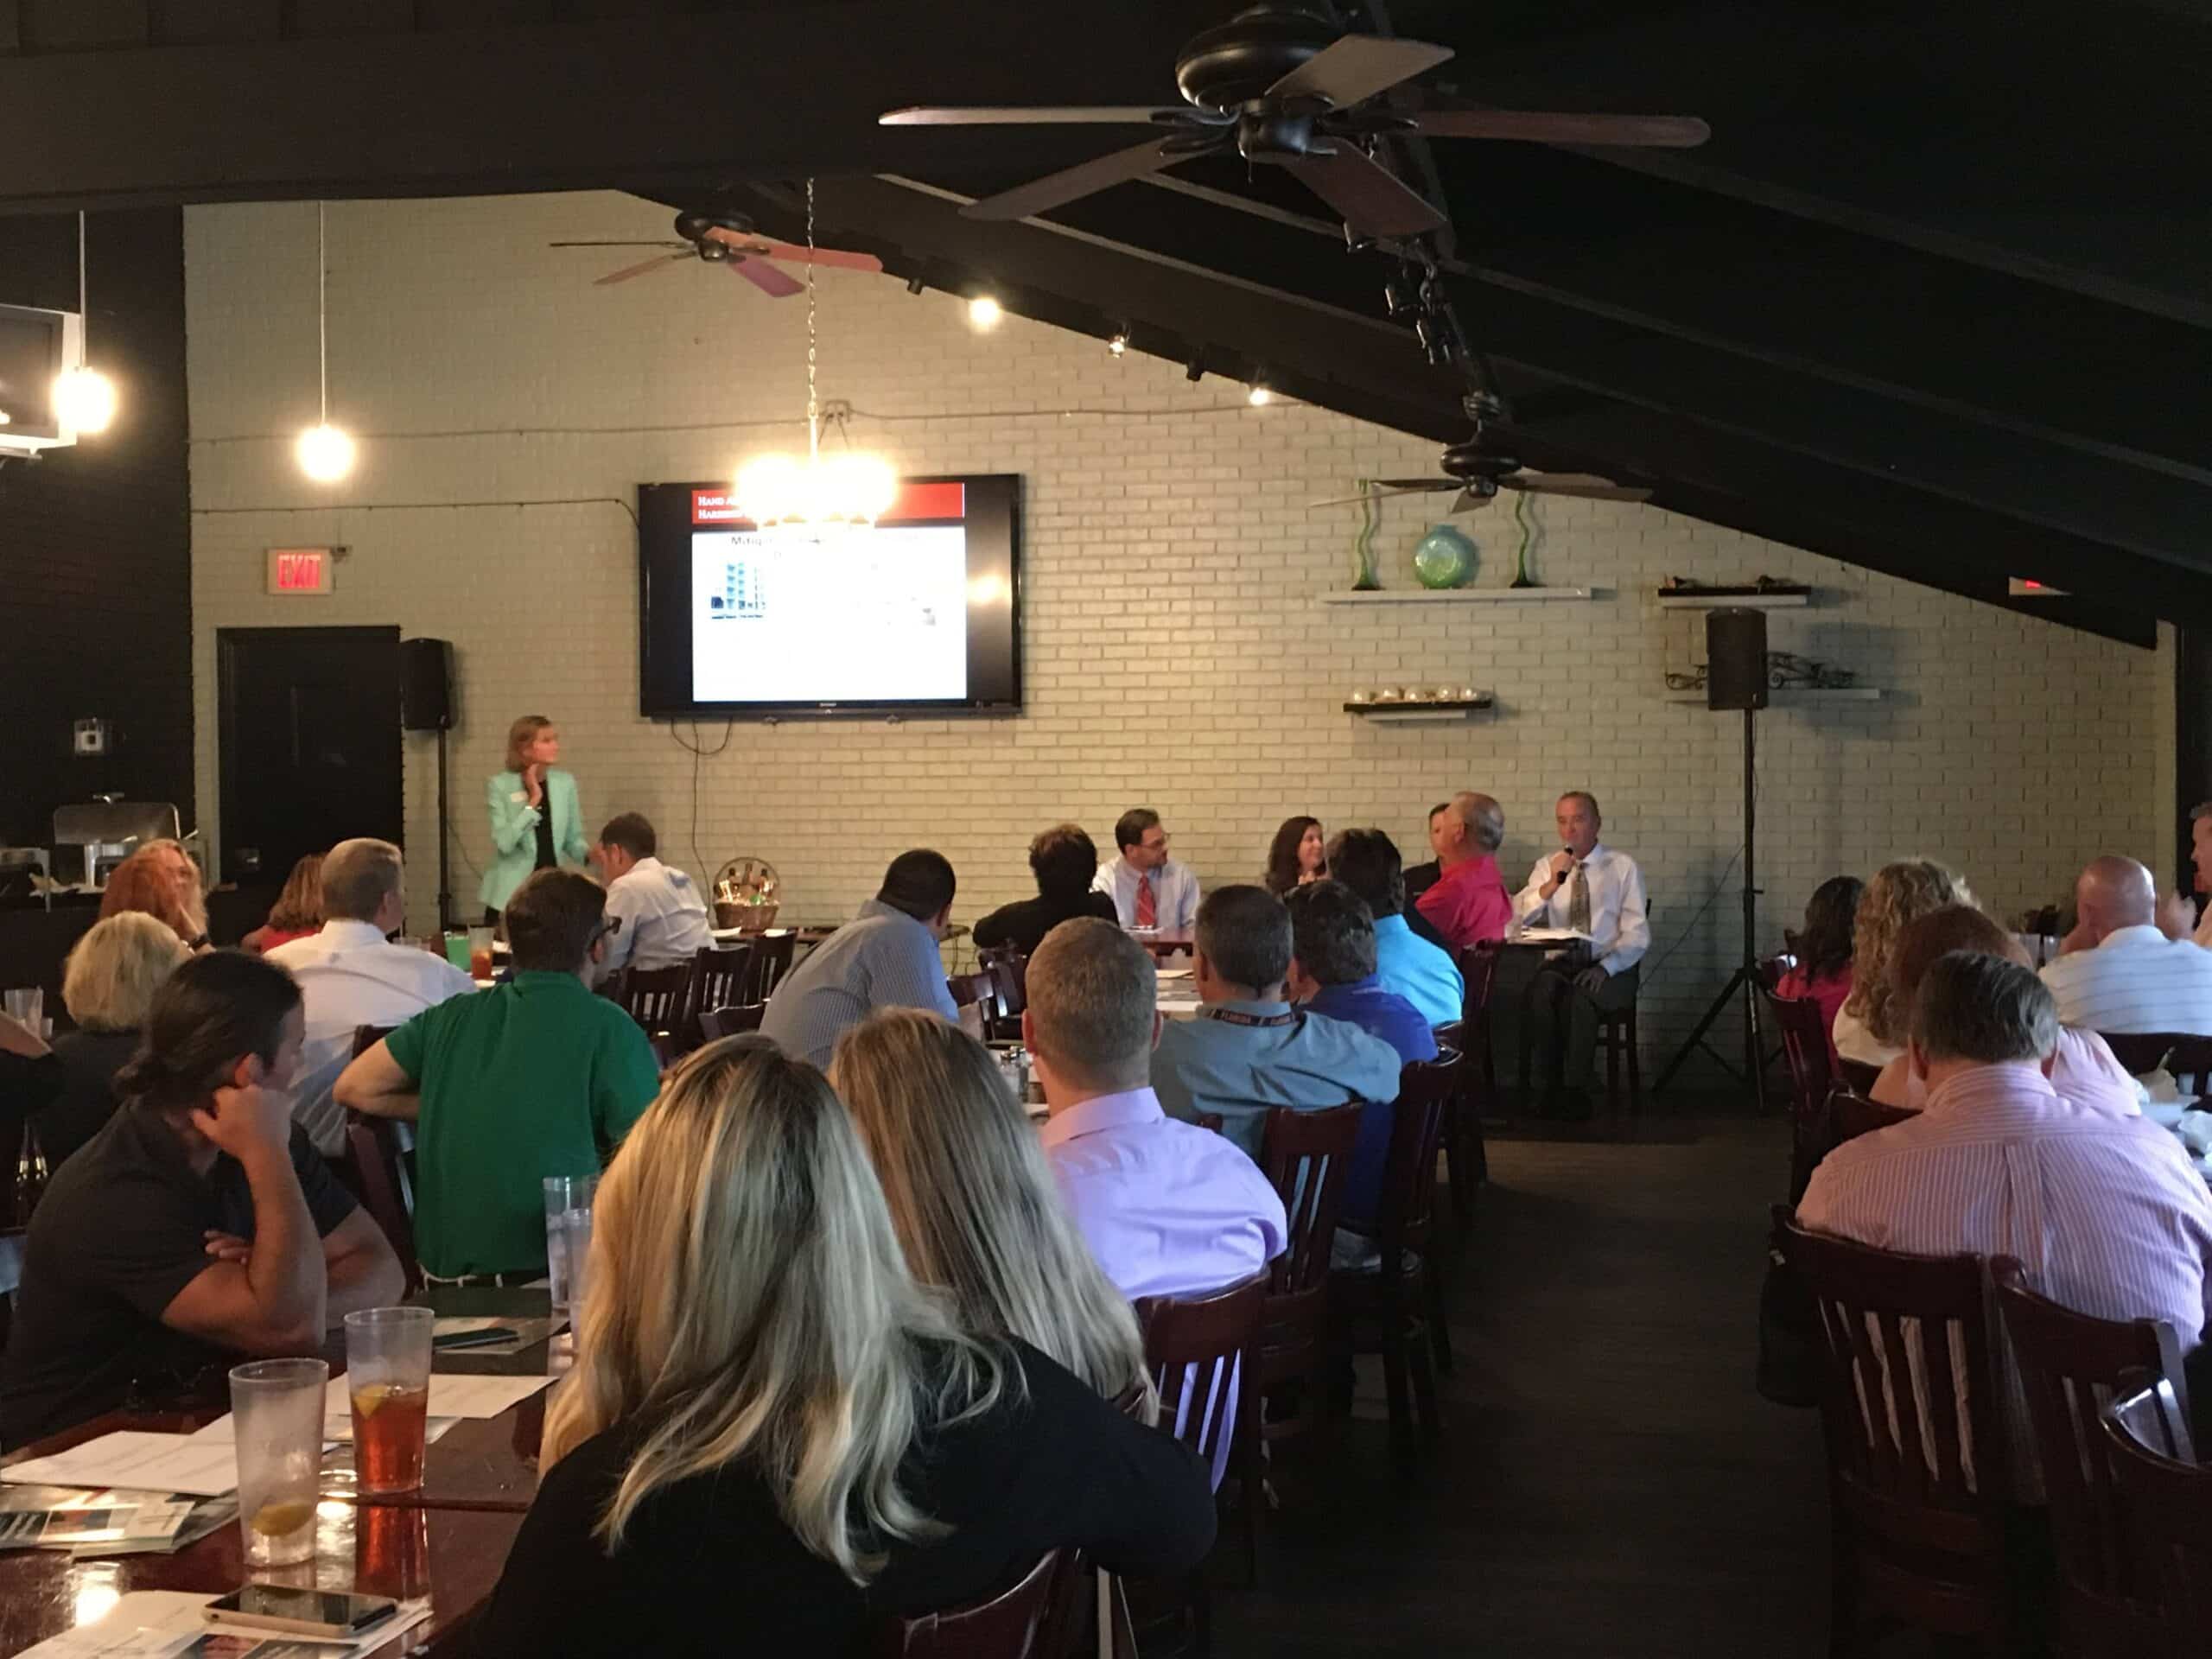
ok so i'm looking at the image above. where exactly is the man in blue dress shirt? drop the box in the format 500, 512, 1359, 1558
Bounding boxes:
1151, 886, 1400, 1165
1325, 829, 1465, 1028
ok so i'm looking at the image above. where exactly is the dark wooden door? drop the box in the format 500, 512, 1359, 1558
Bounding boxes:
217, 626, 402, 884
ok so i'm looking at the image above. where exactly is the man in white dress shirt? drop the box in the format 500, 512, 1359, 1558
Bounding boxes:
2041, 855, 2212, 1034
588, 813, 712, 987
266, 838, 475, 1156
1092, 807, 1200, 931
1512, 791, 1651, 1116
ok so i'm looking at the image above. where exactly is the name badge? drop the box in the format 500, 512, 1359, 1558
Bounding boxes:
510, 791, 529, 804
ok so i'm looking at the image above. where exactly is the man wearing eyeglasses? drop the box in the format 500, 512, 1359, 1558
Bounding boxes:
335, 868, 660, 1287
1092, 808, 1200, 932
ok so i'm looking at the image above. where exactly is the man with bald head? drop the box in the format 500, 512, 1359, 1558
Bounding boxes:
1413, 791, 1513, 952
2040, 855, 2212, 1033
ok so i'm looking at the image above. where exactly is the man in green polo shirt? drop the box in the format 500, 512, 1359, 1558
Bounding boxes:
335, 868, 660, 1282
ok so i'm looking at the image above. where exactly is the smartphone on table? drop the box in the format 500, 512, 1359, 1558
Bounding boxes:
204, 1584, 399, 1639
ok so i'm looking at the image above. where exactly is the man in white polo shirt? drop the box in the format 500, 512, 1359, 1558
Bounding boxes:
588, 813, 711, 986
266, 837, 475, 1155
2042, 855, 2212, 1034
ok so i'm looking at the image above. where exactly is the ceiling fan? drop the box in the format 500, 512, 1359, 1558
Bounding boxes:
880, 3, 1708, 241
1312, 410, 1650, 514
549, 212, 884, 297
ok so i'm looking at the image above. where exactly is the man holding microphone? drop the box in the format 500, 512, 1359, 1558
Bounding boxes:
1514, 791, 1650, 1117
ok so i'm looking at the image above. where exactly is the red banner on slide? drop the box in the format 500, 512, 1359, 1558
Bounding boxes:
690, 480, 964, 527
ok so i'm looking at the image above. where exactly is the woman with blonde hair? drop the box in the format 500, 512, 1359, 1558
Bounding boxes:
45, 915, 194, 1166
1832, 858, 1976, 1068
97, 840, 208, 950
480, 715, 589, 923
832, 1009, 1153, 1409
240, 853, 325, 954
468, 1037, 1211, 1656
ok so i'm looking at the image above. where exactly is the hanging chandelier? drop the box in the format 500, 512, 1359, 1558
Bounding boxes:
733, 179, 897, 531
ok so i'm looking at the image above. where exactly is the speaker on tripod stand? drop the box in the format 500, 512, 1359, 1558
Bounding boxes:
1656, 608, 1773, 1109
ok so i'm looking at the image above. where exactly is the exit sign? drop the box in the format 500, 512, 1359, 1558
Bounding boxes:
266, 547, 335, 595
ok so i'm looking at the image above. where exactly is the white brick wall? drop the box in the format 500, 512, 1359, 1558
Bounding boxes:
183, 191, 2167, 1077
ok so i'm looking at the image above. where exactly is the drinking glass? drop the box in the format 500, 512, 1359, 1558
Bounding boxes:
2, 988, 42, 1034
344, 1306, 434, 1495
467, 926, 496, 981
443, 931, 473, 974
229, 1357, 328, 1567
544, 1174, 598, 1320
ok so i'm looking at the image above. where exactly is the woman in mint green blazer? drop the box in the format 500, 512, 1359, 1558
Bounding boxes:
481, 715, 592, 918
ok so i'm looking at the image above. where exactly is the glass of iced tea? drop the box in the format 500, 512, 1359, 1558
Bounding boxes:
344, 1306, 435, 1495
228, 1357, 329, 1567
467, 925, 496, 982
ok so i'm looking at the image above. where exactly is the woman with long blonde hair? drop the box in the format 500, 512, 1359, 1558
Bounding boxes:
469, 1037, 1211, 1657
1833, 859, 1975, 1068
833, 1009, 1153, 1410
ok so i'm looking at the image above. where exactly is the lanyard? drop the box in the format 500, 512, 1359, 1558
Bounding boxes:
1198, 1007, 1298, 1029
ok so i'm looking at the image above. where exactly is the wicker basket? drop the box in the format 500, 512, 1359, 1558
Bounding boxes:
715, 901, 779, 933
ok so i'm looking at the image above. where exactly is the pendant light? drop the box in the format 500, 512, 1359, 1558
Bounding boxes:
51, 213, 118, 436
732, 179, 897, 531
296, 202, 356, 484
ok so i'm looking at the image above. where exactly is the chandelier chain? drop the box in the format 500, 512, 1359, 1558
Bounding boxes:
316, 201, 329, 427
805, 177, 818, 467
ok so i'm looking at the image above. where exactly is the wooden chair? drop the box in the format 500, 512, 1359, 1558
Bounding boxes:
1772, 1205, 2018, 1654
1136, 1273, 1269, 1658
742, 931, 798, 1004
1764, 988, 1836, 1202
1330, 1048, 1462, 1452
697, 1003, 767, 1041
1758, 951, 1797, 993
1834, 1056, 1884, 1097
874, 1547, 1079, 1659
1440, 939, 1499, 1217
1993, 1259, 2185, 1656
980, 946, 1028, 1041
687, 943, 754, 1045
2094, 1032, 2212, 1096
345, 1116, 420, 1294
1827, 1083, 1915, 1153
2101, 1377, 2212, 1649
613, 962, 696, 1043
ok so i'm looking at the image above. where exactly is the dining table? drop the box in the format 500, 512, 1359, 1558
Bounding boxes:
0, 1287, 556, 1656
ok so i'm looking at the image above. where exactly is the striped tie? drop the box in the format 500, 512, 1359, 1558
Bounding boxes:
1136, 872, 1157, 928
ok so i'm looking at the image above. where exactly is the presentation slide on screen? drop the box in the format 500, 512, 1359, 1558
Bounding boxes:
690, 526, 970, 702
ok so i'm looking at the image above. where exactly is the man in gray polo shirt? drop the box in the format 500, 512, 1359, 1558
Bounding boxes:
760, 850, 961, 1066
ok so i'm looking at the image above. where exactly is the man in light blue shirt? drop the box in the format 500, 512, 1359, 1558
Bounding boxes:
760, 851, 959, 1066
1152, 885, 1402, 1161
1093, 807, 1200, 931
1325, 828, 1465, 1027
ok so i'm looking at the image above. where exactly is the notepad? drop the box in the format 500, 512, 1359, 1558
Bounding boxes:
0, 1433, 240, 1499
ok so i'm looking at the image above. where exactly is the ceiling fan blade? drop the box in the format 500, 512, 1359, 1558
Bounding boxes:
1448, 488, 1493, 514
713, 232, 884, 273
1307, 485, 1452, 508
1407, 107, 1710, 148
1265, 35, 1452, 109
594, 253, 689, 286
1502, 475, 1652, 502
881, 105, 1181, 126
1283, 148, 1443, 238
963, 137, 1185, 220
550, 239, 689, 249
729, 257, 805, 299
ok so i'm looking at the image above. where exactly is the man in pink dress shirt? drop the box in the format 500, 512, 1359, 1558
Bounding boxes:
1413, 791, 1512, 951
1029, 919, 1287, 1303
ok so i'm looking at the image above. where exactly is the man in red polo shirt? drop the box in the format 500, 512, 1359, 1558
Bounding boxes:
1413, 791, 1512, 950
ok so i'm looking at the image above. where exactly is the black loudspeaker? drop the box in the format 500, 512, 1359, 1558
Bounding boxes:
1706, 607, 1770, 711
400, 638, 454, 731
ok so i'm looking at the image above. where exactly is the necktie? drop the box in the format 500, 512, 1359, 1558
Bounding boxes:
1567, 862, 1592, 934
1135, 871, 1158, 928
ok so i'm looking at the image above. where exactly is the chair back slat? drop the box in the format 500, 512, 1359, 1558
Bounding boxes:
690, 944, 754, 1023
980, 946, 1028, 1020
1137, 1274, 1268, 1484
1376, 1049, 1462, 1265
2101, 1381, 2212, 1645
743, 932, 798, 1004
947, 972, 999, 1014
875, 1547, 1076, 1659
1762, 987, 1835, 1200
1453, 941, 1500, 1027
1834, 1056, 1884, 1097
1258, 1103, 1362, 1301
1993, 1257, 2192, 1606
1774, 1206, 2007, 1546
2094, 1032, 2212, 1097
344, 1116, 419, 1294
1815, 1084, 1916, 1174
698, 1003, 767, 1042
614, 963, 696, 1039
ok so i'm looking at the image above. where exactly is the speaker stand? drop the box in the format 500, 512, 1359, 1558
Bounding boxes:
435, 727, 454, 935
1655, 707, 1771, 1112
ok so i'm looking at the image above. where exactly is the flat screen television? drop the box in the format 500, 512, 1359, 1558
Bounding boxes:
637, 474, 1022, 718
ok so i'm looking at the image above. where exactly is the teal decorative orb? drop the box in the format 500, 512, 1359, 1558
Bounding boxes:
1411, 523, 1478, 589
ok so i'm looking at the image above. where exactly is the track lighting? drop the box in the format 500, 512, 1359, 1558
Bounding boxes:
1107, 327, 1129, 358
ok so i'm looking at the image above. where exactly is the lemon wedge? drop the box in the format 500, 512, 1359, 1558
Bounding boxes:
250, 1498, 315, 1537
353, 1383, 394, 1419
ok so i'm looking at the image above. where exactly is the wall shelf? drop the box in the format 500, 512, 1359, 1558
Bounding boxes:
1345, 696, 1496, 723
1320, 587, 1598, 605
1654, 586, 1811, 609
1664, 687, 1882, 703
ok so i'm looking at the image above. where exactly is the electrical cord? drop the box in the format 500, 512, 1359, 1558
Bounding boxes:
193, 496, 639, 526
669, 720, 735, 885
